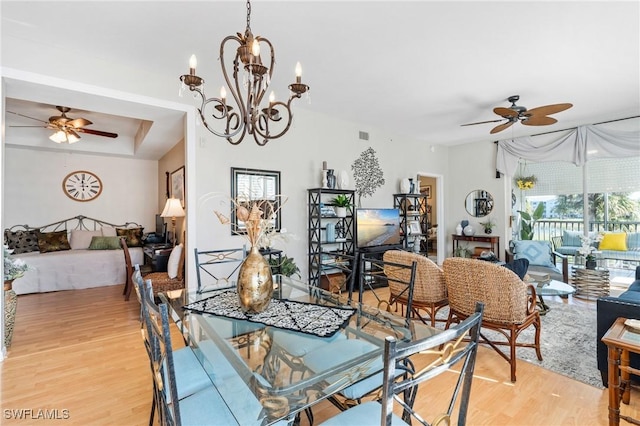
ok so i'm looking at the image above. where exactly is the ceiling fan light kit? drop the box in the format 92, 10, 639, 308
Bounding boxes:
178, 0, 310, 146
8, 105, 119, 144
462, 95, 573, 134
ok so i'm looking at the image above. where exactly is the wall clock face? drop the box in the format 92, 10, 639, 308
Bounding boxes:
62, 170, 103, 202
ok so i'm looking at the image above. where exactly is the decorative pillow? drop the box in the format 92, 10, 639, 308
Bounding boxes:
627, 233, 640, 251
562, 230, 582, 247
513, 240, 555, 268
70, 230, 103, 250
37, 230, 71, 253
4, 230, 40, 254
101, 226, 117, 237
88, 236, 123, 250
599, 233, 627, 251
116, 227, 144, 247
167, 244, 183, 279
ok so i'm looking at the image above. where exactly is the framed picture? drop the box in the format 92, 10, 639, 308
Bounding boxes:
421, 185, 432, 199
230, 167, 281, 235
408, 220, 422, 235
170, 166, 185, 207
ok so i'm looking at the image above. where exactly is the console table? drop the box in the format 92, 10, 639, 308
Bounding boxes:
452, 234, 500, 258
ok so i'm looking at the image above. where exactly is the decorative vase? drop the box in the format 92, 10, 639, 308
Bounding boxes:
463, 225, 475, 236
237, 246, 274, 314
455, 223, 463, 236
326, 169, 336, 189
4, 279, 17, 347
460, 220, 469, 229
321, 170, 328, 188
400, 178, 410, 193
408, 178, 415, 194
484, 227, 492, 234
586, 258, 597, 270
325, 222, 336, 242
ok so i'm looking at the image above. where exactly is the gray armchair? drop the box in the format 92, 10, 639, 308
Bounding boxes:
506, 239, 569, 283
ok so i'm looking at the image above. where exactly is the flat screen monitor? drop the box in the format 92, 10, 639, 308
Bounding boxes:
355, 208, 402, 249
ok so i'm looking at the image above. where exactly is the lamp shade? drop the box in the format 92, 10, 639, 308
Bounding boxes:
161, 198, 185, 218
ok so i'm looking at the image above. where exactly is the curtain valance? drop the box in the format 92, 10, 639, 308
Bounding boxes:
496, 124, 640, 177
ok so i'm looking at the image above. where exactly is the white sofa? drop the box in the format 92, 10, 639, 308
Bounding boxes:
5, 215, 145, 295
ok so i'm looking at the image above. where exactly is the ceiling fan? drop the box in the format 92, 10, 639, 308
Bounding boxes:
8, 106, 118, 144
461, 95, 573, 134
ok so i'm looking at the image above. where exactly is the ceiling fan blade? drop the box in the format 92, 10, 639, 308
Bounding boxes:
7, 110, 50, 124
68, 129, 81, 139
493, 107, 519, 118
9, 125, 50, 128
67, 117, 93, 128
77, 128, 118, 138
524, 103, 573, 117
522, 116, 558, 126
460, 118, 505, 127
490, 121, 515, 134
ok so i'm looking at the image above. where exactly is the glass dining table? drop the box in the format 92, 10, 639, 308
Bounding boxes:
159, 274, 440, 425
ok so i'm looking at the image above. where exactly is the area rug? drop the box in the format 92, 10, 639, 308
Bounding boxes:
436, 300, 602, 388
513, 300, 602, 388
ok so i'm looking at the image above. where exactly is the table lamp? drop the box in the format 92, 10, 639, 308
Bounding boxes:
161, 198, 185, 246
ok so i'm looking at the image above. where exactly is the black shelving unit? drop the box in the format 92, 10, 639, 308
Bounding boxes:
308, 188, 355, 287
393, 193, 430, 254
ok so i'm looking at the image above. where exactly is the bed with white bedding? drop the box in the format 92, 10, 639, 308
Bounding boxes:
4, 215, 144, 295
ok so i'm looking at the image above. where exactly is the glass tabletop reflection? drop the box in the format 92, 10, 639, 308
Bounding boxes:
160, 274, 440, 425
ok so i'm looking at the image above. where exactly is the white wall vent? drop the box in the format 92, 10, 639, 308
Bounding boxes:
359, 131, 369, 141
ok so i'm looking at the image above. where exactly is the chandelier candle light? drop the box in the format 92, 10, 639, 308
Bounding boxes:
179, 0, 309, 146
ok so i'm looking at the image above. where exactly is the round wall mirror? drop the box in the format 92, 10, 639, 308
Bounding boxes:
464, 189, 494, 217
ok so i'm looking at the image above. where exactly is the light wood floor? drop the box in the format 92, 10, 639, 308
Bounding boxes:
2, 285, 638, 425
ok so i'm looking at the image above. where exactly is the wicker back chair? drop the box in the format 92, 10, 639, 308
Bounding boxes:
442, 257, 542, 382
382, 250, 448, 326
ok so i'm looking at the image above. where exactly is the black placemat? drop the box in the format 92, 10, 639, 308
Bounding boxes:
183, 290, 355, 338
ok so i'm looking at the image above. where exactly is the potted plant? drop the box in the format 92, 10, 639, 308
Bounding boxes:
578, 233, 603, 269
479, 218, 497, 234
514, 174, 538, 190
269, 255, 301, 278
330, 194, 351, 218
518, 203, 544, 240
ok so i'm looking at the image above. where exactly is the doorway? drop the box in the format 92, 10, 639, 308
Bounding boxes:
417, 172, 444, 265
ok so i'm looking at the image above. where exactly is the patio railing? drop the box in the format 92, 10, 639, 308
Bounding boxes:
532, 220, 640, 241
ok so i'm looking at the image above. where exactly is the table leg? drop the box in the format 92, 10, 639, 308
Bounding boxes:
537, 294, 550, 315
621, 349, 631, 405
608, 346, 621, 426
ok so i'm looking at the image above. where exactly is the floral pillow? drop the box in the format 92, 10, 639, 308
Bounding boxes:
4, 230, 40, 254
37, 230, 71, 253
116, 227, 144, 247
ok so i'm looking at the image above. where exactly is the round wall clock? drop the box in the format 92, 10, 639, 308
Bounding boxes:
62, 170, 103, 202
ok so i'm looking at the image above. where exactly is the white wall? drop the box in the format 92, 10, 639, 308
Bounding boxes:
190, 106, 451, 281
4, 147, 158, 230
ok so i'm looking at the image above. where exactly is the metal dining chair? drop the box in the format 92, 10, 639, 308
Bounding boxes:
301, 254, 418, 412
134, 276, 214, 426
319, 302, 484, 426
194, 246, 247, 294
138, 278, 238, 426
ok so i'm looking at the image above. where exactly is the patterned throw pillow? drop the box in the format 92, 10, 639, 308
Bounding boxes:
116, 227, 144, 247
88, 236, 123, 250
513, 240, 555, 268
37, 230, 71, 253
4, 230, 40, 254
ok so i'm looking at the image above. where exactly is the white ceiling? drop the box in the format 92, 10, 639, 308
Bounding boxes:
2, 1, 639, 158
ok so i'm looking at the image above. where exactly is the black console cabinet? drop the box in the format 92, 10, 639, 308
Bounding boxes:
143, 244, 173, 272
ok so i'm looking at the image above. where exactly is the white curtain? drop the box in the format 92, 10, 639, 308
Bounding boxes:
496, 124, 640, 177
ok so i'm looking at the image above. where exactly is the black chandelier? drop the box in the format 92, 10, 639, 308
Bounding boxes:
179, 0, 309, 146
